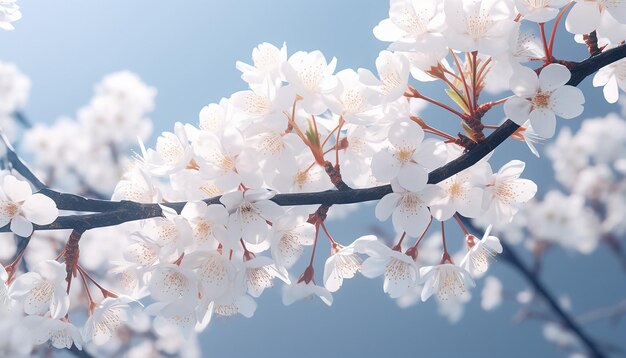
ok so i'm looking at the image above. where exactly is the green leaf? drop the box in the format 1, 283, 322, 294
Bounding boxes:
445, 88, 470, 114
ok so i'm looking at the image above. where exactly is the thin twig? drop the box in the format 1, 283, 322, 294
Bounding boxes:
462, 218, 606, 358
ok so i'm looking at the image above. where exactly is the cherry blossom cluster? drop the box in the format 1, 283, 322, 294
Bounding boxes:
22, 71, 156, 195
1, 0, 626, 356
0, 61, 29, 140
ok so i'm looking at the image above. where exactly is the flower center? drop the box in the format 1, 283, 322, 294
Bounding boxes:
532, 91, 551, 108
394, 148, 415, 164
466, 12, 490, 39
1, 202, 20, 218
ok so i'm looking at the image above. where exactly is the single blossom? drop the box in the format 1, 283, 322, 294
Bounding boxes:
323, 235, 376, 292
515, 0, 570, 23
82, 297, 133, 346
482, 160, 537, 224
0, 174, 59, 237
9, 260, 69, 319
282, 279, 333, 306
371, 120, 447, 192
282, 50, 338, 115
420, 263, 475, 301
373, 0, 446, 52
565, 0, 626, 35
360, 238, 420, 298
443, 0, 515, 56
221, 189, 283, 247
375, 180, 441, 237
23, 316, 83, 350
459, 225, 503, 277
504, 64, 585, 138
593, 57, 626, 104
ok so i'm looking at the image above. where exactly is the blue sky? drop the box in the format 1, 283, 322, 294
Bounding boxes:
2, 1, 625, 357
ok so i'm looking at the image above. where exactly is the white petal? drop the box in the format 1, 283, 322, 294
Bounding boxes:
551, 86, 584, 119
3, 175, 32, 203
371, 150, 401, 182
397, 163, 428, 192
503, 97, 532, 125
11, 216, 33, 237
565, 2, 601, 35
510, 66, 539, 97
539, 64, 571, 91
21, 194, 59, 225
529, 108, 556, 138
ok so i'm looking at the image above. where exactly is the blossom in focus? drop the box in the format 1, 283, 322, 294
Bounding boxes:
82, 297, 132, 345
504, 64, 585, 139
459, 225, 503, 277
23, 316, 83, 350
443, 0, 515, 56
371, 119, 446, 192
375, 180, 441, 237
515, 0, 570, 23
221, 189, 283, 247
282, 50, 338, 115
360, 238, 420, 298
420, 263, 475, 301
282, 279, 333, 306
593, 57, 626, 104
323, 235, 376, 292
565, 0, 626, 35
9, 260, 69, 319
373, 0, 446, 52
482, 160, 537, 225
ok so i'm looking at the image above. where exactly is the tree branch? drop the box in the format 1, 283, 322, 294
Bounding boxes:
461, 218, 607, 358
1, 44, 625, 233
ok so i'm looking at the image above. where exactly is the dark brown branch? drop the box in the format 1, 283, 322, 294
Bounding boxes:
462, 218, 606, 358
1, 44, 625, 233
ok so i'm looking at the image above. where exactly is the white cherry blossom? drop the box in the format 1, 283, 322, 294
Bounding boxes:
0, 175, 58, 237
180, 201, 229, 250
282, 279, 333, 306
239, 255, 289, 298
148, 264, 198, 304
24, 316, 83, 350
444, 0, 515, 55
236, 42, 287, 91
221, 189, 283, 247
593, 57, 626, 104
375, 180, 441, 237
360, 238, 420, 298
0, 0, 21, 31
459, 225, 503, 277
373, 0, 446, 52
82, 297, 132, 346
269, 210, 315, 268
482, 160, 537, 224
323, 235, 376, 292
282, 50, 338, 115
515, 0, 570, 23
504, 64, 585, 138
9, 260, 69, 319
371, 120, 447, 192
420, 263, 475, 301
565, 0, 626, 35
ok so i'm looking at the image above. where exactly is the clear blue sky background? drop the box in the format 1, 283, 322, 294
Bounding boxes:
1, 1, 625, 357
